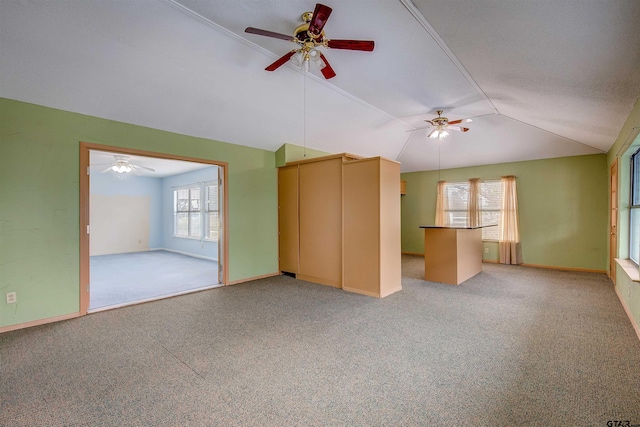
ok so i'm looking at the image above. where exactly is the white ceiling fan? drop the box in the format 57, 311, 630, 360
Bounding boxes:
92, 155, 155, 174
421, 110, 473, 140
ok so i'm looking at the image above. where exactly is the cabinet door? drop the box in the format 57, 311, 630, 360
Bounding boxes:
278, 166, 299, 274
298, 158, 343, 287
343, 159, 380, 295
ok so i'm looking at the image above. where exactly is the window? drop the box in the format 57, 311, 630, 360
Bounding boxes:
205, 182, 219, 241
173, 181, 220, 241
174, 187, 200, 238
443, 180, 501, 240
478, 180, 501, 240
630, 148, 640, 263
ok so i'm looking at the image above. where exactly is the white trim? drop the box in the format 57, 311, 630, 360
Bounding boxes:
150, 247, 217, 262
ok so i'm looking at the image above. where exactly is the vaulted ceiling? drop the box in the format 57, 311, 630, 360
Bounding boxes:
2, 0, 639, 172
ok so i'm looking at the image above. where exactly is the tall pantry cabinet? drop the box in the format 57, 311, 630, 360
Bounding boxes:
277, 153, 401, 298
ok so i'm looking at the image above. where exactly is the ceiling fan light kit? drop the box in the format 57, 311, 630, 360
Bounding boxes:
428, 128, 449, 140
423, 109, 471, 140
245, 3, 375, 79
111, 164, 133, 174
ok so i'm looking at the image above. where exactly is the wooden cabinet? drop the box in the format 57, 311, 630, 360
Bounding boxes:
344, 158, 402, 297
278, 153, 401, 298
298, 157, 343, 287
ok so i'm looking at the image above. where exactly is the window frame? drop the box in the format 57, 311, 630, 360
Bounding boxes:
442, 179, 501, 240
173, 185, 201, 239
629, 147, 640, 264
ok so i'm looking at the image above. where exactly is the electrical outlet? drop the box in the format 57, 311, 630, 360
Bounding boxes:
6, 292, 16, 304
484, 248, 489, 254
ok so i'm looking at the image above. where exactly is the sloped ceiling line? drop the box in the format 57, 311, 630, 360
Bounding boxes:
500, 114, 605, 153
399, 0, 498, 115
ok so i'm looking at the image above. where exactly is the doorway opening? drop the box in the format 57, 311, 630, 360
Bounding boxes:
79, 142, 228, 314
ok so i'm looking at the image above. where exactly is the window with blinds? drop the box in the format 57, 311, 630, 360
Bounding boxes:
205, 183, 219, 241
174, 187, 201, 238
443, 180, 501, 240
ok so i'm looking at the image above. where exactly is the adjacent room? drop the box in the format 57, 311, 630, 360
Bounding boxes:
88, 150, 223, 310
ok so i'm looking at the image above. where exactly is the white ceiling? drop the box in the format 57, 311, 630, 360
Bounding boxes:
2, 0, 639, 172
90, 150, 212, 178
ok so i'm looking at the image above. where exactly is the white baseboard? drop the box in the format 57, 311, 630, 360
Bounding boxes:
150, 247, 217, 262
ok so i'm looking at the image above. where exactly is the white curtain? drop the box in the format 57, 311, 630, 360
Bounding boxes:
499, 175, 523, 264
435, 180, 449, 226
467, 178, 481, 227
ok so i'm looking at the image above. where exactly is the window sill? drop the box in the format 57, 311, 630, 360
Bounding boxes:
615, 258, 640, 282
172, 235, 201, 240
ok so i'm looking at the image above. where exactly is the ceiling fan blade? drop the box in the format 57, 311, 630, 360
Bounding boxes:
265, 50, 298, 71
318, 52, 336, 79
100, 166, 113, 173
131, 164, 156, 172
448, 125, 470, 132
308, 3, 332, 37
424, 120, 436, 126
245, 27, 294, 42
448, 118, 472, 125
326, 39, 375, 51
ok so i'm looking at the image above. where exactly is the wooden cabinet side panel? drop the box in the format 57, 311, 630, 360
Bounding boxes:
278, 166, 299, 273
379, 159, 402, 296
299, 158, 343, 287
424, 228, 459, 285
343, 160, 380, 295
456, 228, 483, 283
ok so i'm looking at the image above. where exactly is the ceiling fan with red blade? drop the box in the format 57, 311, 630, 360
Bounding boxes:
245, 3, 375, 79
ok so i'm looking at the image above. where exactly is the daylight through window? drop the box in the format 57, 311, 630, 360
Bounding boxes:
442, 180, 501, 240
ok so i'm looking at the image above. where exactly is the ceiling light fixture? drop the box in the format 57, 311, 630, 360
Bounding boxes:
428, 127, 449, 140
111, 163, 132, 174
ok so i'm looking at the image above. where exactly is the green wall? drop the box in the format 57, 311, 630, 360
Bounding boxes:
0, 98, 278, 328
274, 143, 330, 167
401, 154, 608, 271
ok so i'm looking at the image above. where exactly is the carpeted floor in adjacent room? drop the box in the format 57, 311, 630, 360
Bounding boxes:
1, 255, 639, 426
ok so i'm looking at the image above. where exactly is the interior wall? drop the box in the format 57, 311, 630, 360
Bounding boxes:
401, 154, 608, 271
90, 172, 162, 255
0, 98, 278, 329
275, 143, 331, 167
161, 166, 218, 260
